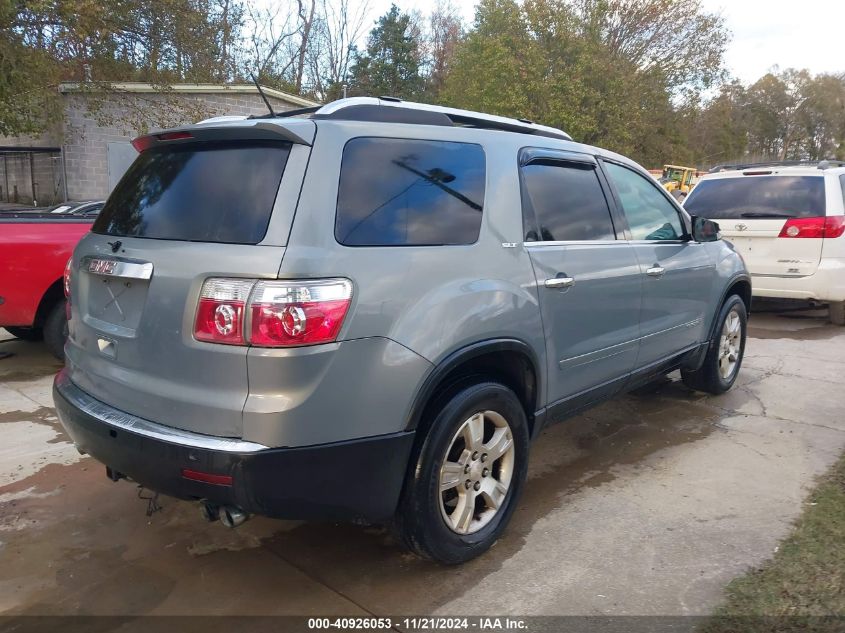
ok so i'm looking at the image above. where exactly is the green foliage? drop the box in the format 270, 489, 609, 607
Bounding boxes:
0, 0, 61, 135
441, 0, 729, 166
3, 0, 845, 172
348, 4, 424, 100
687, 69, 845, 167
0, 0, 241, 136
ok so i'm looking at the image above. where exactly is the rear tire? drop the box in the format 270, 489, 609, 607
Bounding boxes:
829, 301, 845, 326
42, 301, 68, 360
682, 295, 747, 395
5, 326, 43, 342
394, 382, 529, 564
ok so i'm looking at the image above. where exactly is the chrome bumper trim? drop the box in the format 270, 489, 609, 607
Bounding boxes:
54, 369, 269, 453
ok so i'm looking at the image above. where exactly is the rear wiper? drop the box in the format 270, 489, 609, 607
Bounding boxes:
739, 212, 796, 218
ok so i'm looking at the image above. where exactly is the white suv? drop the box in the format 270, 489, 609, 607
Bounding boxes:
684, 160, 845, 324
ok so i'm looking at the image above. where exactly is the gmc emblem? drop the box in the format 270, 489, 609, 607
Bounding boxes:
88, 259, 117, 275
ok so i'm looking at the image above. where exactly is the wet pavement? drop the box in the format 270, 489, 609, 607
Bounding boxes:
1, 302, 844, 616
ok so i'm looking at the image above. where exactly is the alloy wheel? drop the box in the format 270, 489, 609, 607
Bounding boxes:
438, 410, 515, 535
718, 308, 742, 380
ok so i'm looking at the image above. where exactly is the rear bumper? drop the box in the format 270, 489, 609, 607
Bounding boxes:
752, 258, 845, 302
53, 369, 415, 521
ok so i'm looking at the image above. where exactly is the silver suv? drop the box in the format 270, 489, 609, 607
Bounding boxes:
54, 97, 750, 564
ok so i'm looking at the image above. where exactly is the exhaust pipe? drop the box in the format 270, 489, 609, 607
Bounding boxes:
199, 501, 220, 523
106, 466, 125, 482
219, 505, 250, 528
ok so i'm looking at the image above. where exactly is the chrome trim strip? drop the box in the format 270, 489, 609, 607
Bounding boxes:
751, 273, 812, 279
559, 340, 638, 370
55, 370, 269, 453
639, 317, 703, 341
558, 318, 703, 370
82, 256, 153, 280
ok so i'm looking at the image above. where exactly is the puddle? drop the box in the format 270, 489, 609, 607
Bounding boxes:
0, 407, 70, 444
0, 367, 62, 383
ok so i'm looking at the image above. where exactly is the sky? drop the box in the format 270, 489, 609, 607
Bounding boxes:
361, 0, 845, 85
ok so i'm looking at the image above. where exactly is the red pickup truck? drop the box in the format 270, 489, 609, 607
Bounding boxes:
1, 213, 96, 358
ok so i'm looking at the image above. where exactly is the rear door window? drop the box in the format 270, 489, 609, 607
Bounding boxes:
335, 138, 485, 246
93, 141, 290, 244
685, 176, 826, 219
520, 161, 615, 241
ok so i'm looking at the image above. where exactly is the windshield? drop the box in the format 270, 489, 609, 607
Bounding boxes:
685, 176, 826, 219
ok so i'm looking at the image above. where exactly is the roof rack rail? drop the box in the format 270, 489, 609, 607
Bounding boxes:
709, 159, 845, 173
248, 105, 321, 120
309, 97, 573, 141
817, 159, 845, 169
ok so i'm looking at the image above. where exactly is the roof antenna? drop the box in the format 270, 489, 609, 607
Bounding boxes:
250, 72, 275, 117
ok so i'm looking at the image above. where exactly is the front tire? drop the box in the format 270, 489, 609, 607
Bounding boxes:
682, 295, 747, 394
394, 382, 529, 564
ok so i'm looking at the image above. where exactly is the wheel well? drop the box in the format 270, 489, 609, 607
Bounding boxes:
33, 279, 64, 327
727, 279, 752, 314
412, 349, 539, 441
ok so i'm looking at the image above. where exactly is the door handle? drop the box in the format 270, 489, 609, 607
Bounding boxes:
646, 265, 665, 278
544, 276, 575, 289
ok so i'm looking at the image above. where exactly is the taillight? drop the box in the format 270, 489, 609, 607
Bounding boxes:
249, 279, 352, 347
778, 216, 845, 239
194, 279, 254, 345
131, 131, 193, 152
193, 278, 352, 348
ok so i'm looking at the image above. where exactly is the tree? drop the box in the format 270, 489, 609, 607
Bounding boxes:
684, 80, 749, 167
571, 0, 728, 96
442, 0, 729, 165
422, 0, 463, 100
0, 0, 62, 135
799, 74, 845, 160
1, 0, 244, 136
308, 0, 371, 101
348, 4, 424, 100
744, 69, 811, 160
440, 0, 541, 119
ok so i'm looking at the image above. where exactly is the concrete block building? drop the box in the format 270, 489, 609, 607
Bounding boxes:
0, 82, 317, 206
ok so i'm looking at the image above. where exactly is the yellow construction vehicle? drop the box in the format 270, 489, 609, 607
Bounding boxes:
659, 165, 697, 199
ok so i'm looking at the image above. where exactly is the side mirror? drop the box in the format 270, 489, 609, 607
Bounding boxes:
691, 216, 720, 242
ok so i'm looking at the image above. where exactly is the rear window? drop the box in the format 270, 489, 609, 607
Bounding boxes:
685, 176, 826, 219
335, 137, 485, 246
94, 141, 290, 244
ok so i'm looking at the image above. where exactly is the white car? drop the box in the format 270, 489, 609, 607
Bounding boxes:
684, 160, 845, 324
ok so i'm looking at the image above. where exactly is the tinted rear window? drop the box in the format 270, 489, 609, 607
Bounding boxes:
520, 162, 615, 241
94, 141, 290, 244
335, 137, 485, 246
685, 176, 825, 219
